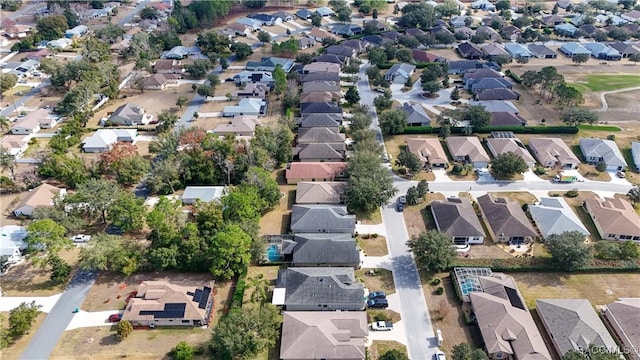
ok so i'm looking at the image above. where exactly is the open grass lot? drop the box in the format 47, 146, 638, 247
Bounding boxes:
2, 248, 80, 296
357, 235, 388, 257
259, 170, 293, 235
420, 272, 483, 355
356, 268, 395, 295
403, 193, 446, 238
509, 272, 640, 309
21, 138, 50, 158
369, 341, 408, 360
568, 74, 640, 93
1, 312, 47, 360
354, 208, 383, 225
51, 324, 211, 360
0, 192, 25, 226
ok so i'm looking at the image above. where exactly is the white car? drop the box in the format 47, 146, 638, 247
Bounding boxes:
435, 351, 446, 360
72, 234, 92, 243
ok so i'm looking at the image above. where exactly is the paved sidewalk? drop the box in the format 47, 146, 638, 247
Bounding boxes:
67, 310, 122, 330
361, 254, 394, 271
0, 294, 62, 313
356, 222, 387, 236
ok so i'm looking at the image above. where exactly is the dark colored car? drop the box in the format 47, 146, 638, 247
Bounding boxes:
398, 195, 406, 204
367, 299, 389, 309
368, 291, 386, 300
396, 202, 404, 212
108, 313, 122, 322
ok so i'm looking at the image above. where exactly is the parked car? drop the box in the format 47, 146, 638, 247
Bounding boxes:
108, 313, 122, 322
367, 298, 389, 309
435, 350, 446, 360
616, 171, 626, 178
398, 195, 406, 204
371, 321, 393, 331
72, 234, 92, 243
368, 291, 386, 300
396, 202, 404, 212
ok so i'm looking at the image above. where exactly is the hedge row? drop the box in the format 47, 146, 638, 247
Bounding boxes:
451, 258, 640, 273
507, 71, 522, 84
230, 269, 248, 309
402, 125, 579, 135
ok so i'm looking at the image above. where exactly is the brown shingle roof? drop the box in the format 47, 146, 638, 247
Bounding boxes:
584, 197, 640, 238
286, 162, 347, 181
13, 183, 64, 213
406, 138, 448, 166
477, 194, 537, 239
295, 182, 346, 204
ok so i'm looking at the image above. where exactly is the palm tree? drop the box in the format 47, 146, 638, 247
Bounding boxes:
247, 274, 270, 304
0, 116, 10, 132
0, 149, 16, 180
628, 185, 640, 206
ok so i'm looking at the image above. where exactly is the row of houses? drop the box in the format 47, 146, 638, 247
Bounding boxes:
452, 268, 640, 360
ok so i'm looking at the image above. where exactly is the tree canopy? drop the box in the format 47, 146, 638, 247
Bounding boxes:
379, 109, 408, 135
406, 230, 456, 273
490, 152, 529, 179
345, 150, 397, 212
545, 231, 592, 271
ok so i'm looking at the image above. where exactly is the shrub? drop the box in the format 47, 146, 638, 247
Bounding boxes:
430, 278, 441, 286
435, 287, 444, 295
606, 134, 615, 141
534, 166, 546, 175
452, 164, 463, 174
398, 168, 407, 175
372, 311, 391, 321
230, 269, 248, 308
361, 233, 370, 239
171, 341, 194, 360
117, 320, 133, 339
595, 162, 607, 172
565, 190, 579, 197
372, 233, 378, 238
507, 71, 522, 83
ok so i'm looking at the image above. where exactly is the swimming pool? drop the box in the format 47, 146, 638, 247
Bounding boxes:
459, 280, 477, 296
266, 244, 281, 262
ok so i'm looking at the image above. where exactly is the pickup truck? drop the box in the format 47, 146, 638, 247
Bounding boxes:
553, 174, 577, 183
371, 321, 393, 331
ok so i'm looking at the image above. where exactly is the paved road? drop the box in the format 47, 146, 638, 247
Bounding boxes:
118, 0, 151, 27
598, 86, 640, 111
357, 61, 436, 359
0, 80, 49, 118
21, 269, 99, 360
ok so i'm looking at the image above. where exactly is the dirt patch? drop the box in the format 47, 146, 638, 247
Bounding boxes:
259, 180, 294, 236
488, 191, 538, 206
604, 90, 640, 112
576, 163, 611, 182
402, 193, 446, 239
0, 312, 48, 360
421, 273, 483, 354
357, 235, 388, 257
243, 265, 280, 306
356, 268, 395, 296
369, 340, 408, 360
51, 325, 211, 360
2, 248, 80, 296
0, 192, 25, 226
509, 272, 640, 309
460, 243, 512, 260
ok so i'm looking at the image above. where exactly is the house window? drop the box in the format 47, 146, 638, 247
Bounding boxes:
633, 237, 640, 241
608, 234, 615, 238
496, 352, 503, 359
182, 320, 190, 323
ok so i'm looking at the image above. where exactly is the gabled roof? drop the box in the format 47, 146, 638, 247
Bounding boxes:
298, 113, 342, 128
579, 138, 627, 167
330, 23, 363, 35
341, 39, 367, 52
446, 136, 490, 163
603, 298, 640, 357
432, 197, 485, 237
296, 9, 313, 18
583, 42, 621, 57
296, 182, 346, 204
286, 162, 347, 181
246, 57, 295, 72
560, 42, 591, 55
477, 88, 520, 101
528, 44, 557, 57
272, 11, 293, 20
110, 103, 146, 123
280, 311, 367, 360
471, 100, 519, 114
504, 43, 533, 57
490, 111, 527, 126
312, 54, 345, 66
236, 17, 263, 28
296, 143, 344, 161
301, 71, 341, 83
486, 138, 535, 164
584, 197, 640, 237
407, 138, 448, 165
406, 28, 426, 37
182, 186, 226, 203
536, 299, 618, 356
400, 102, 432, 125
326, 45, 356, 57
315, 6, 334, 16
300, 91, 336, 103
541, 14, 565, 25
385, 63, 416, 79
471, 78, 513, 92
13, 183, 64, 213
303, 62, 341, 73
608, 42, 640, 55
632, 142, 640, 169
223, 98, 266, 115
83, 129, 137, 150
555, 23, 579, 34
298, 127, 345, 144
303, 81, 341, 93
529, 197, 590, 239
458, 42, 484, 58
482, 43, 509, 56
300, 102, 342, 114
0, 225, 28, 253
11, 109, 49, 131
290, 205, 355, 233
308, 27, 333, 40
275, 267, 364, 307
528, 137, 580, 167
477, 194, 538, 239
463, 68, 502, 81
412, 49, 445, 63
290, 233, 358, 265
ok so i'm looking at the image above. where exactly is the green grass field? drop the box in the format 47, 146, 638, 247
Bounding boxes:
578, 124, 622, 132
569, 74, 640, 93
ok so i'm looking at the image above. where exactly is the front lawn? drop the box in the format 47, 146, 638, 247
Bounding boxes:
356, 268, 395, 295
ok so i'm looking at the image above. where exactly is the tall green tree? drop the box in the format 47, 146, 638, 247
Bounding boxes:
36, 14, 68, 40
7, 302, 41, 341
243, 167, 281, 209
379, 109, 408, 135
561, 107, 598, 126
273, 64, 286, 96
207, 225, 252, 279
78, 233, 145, 276
627, 185, 640, 205
406, 230, 456, 273
452, 343, 489, 360
546, 231, 592, 271
571, 53, 590, 65
345, 150, 397, 212
231, 42, 253, 60
107, 192, 146, 233
68, 179, 123, 223
0, 149, 16, 181
0, 73, 18, 92
380, 349, 409, 360
345, 86, 360, 105
490, 152, 529, 179
209, 304, 281, 360
25, 219, 72, 263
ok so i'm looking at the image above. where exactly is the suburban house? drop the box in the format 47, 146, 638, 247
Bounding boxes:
457, 42, 484, 59
300, 102, 342, 115
529, 197, 590, 240
579, 138, 627, 171
290, 205, 355, 234
235, 17, 262, 31
366, 20, 389, 32
330, 23, 363, 37
233, 71, 274, 87
300, 91, 337, 103
181, 186, 225, 205
473, 100, 519, 114
541, 14, 565, 26
602, 298, 640, 360
307, 27, 334, 42
501, 25, 522, 41
297, 127, 345, 145
477, 194, 538, 244
384, 63, 416, 84
296, 8, 313, 20
315, 6, 334, 16
406, 138, 449, 168
233, 83, 270, 99
560, 42, 592, 58
226, 22, 252, 37
82, 129, 137, 153
280, 311, 367, 360
249, 13, 281, 26
297, 37, 316, 50
272, 11, 293, 22
0, 135, 29, 157
476, 88, 520, 101
469, 274, 552, 360
13, 59, 40, 74
282, 233, 359, 267
144, 73, 180, 90
584, 197, 640, 241
286, 162, 347, 184
400, 102, 432, 127
294, 143, 345, 162
153, 59, 185, 74
108, 103, 153, 126
222, 98, 266, 117
471, 0, 496, 11
528, 44, 558, 59
164, 46, 200, 59
211, 115, 260, 137
555, 23, 579, 37
122, 281, 214, 327
298, 114, 342, 131
302, 81, 341, 94
537, 299, 618, 357
341, 39, 367, 53
583, 42, 622, 60
0, 225, 28, 265
47, 38, 72, 50
273, 267, 365, 311
295, 182, 346, 204
448, 60, 499, 75
303, 62, 341, 74
609, 42, 640, 58
482, 43, 510, 60
412, 49, 446, 63
490, 112, 527, 126
469, 78, 513, 94
64, 25, 88, 39
13, 183, 66, 217
632, 142, 640, 172
476, 26, 501, 41
486, 138, 536, 168
246, 57, 295, 73
463, 68, 503, 85
446, 137, 490, 169
326, 45, 357, 59
455, 26, 475, 40
301, 72, 341, 83
503, 43, 534, 59
528, 138, 581, 169
431, 197, 485, 246
10, 111, 45, 135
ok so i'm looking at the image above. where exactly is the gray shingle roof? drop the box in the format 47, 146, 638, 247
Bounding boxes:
400, 102, 431, 126
290, 205, 356, 233
276, 267, 364, 307
529, 197, 590, 239
579, 138, 627, 168
536, 299, 618, 356
291, 233, 359, 266
297, 127, 345, 144
298, 113, 342, 128
477, 194, 537, 239
431, 198, 485, 237
296, 143, 344, 161
300, 102, 342, 114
